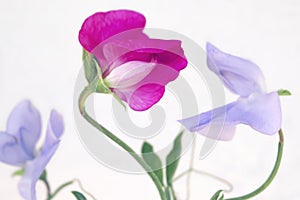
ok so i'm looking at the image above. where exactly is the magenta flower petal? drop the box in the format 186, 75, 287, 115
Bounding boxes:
18, 110, 64, 200
115, 83, 165, 111
104, 38, 187, 110
179, 92, 281, 141
207, 42, 266, 97
79, 10, 146, 52
106, 38, 186, 83
102, 38, 187, 74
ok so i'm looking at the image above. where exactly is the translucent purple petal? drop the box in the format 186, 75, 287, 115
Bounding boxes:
206, 43, 267, 97
6, 100, 41, 159
0, 132, 32, 165
179, 92, 281, 140
18, 110, 64, 200
229, 92, 282, 135
178, 102, 237, 141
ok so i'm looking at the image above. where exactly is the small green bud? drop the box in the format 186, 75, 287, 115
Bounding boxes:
277, 89, 291, 96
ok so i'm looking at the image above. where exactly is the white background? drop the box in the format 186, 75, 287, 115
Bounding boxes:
0, 0, 299, 199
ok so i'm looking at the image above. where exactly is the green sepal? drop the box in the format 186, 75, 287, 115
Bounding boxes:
166, 131, 184, 185
39, 170, 47, 181
141, 142, 164, 185
82, 49, 101, 84
71, 191, 87, 200
11, 168, 25, 177
82, 49, 126, 109
277, 89, 291, 96
96, 79, 112, 94
210, 190, 224, 200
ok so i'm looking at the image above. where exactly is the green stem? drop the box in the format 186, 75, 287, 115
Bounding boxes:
186, 137, 196, 200
173, 168, 193, 182
226, 129, 284, 200
49, 180, 74, 200
165, 186, 171, 200
165, 185, 176, 200
39, 171, 51, 200
78, 85, 167, 200
170, 185, 177, 200
73, 179, 97, 200
46, 179, 96, 200
171, 139, 196, 200
192, 169, 233, 193
41, 179, 51, 200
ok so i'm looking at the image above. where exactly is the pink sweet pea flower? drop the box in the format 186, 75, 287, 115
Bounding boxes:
79, 10, 187, 111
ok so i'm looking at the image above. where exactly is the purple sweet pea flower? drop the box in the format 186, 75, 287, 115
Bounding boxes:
0, 101, 64, 200
179, 43, 281, 141
79, 10, 187, 111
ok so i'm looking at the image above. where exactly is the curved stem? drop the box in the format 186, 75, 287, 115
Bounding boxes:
186, 137, 196, 199
50, 180, 74, 199
78, 85, 167, 200
173, 168, 193, 182
226, 129, 284, 200
170, 185, 177, 200
192, 169, 233, 193
73, 179, 97, 200
173, 168, 233, 193
39, 171, 51, 200
49, 179, 97, 200
41, 179, 51, 200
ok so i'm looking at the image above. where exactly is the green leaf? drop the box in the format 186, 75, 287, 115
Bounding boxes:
277, 89, 291, 96
219, 194, 224, 200
210, 190, 224, 200
72, 191, 87, 200
82, 49, 100, 83
142, 142, 164, 185
11, 168, 25, 177
166, 131, 183, 185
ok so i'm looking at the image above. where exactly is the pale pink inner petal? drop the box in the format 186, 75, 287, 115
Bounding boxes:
104, 61, 156, 89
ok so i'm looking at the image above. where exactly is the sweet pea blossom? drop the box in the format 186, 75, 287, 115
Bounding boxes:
179, 43, 281, 141
0, 101, 64, 200
79, 10, 187, 111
